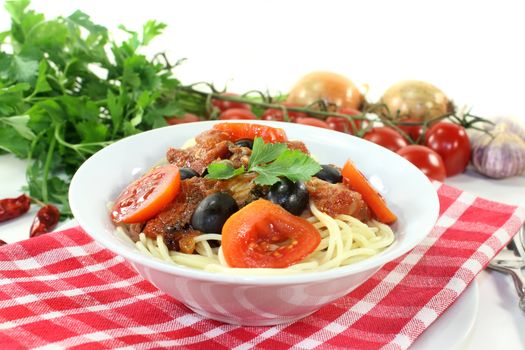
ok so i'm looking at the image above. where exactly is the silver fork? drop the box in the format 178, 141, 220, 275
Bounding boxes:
488, 225, 525, 311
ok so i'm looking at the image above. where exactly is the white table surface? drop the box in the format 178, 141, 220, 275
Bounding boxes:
1, 0, 525, 348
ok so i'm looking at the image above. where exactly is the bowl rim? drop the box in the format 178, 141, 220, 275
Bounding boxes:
70, 120, 440, 286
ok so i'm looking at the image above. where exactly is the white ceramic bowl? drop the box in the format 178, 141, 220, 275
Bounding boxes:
69, 120, 439, 326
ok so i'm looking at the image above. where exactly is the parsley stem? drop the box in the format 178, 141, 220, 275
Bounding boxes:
94, 99, 108, 106
42, 133, 56, 203
27, 131, 44, 161
53, 126, 112, 156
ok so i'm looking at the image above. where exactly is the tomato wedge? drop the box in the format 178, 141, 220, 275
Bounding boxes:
341, 160, 397, 224
111, 165, 181, 224
213, 122, 288, 143
222, 199, 321, 268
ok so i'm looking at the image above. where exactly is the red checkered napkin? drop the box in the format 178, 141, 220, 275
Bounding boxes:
0, 183, 524, 350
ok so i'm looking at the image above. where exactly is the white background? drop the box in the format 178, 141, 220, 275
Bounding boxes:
1, 1, 525, 349
1, 0, 523, 119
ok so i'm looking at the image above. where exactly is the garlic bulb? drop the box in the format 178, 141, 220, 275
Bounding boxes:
471, 123, 525, 179
493, 116, 525, 140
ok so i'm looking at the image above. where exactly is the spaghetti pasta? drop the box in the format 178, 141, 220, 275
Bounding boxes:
118, 201, 395, 275
111, 127, 397, 275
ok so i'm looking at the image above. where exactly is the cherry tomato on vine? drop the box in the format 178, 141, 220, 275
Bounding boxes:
165, 113, 201, 125
397, 118, 424, 143
213, 123, 288, 143
296, 117, 330, 128
363, 127, 408, 152
287, 71, 363, 110
261, 103, 307, 122
212, 93, 251, 112
219, 108, 257, 120
111, 165, 181, 224
221, 199, 321, 268
326, 117, 350, 133
424, 122, 471, 177
326, 107, 363, 134
397, 145, 446, 181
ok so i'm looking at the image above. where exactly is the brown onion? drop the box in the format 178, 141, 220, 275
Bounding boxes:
380, 80, 451, 121
286, 71, 363, 110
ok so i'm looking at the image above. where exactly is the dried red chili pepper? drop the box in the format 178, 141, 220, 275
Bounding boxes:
0, 239, 7, 246
0, 194, 31, 223
30, 205, 60, 237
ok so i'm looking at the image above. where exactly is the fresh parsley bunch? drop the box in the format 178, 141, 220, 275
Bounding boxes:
0, 0, 198, 217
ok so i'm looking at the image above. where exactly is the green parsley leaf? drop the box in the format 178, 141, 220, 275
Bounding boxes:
142, 20, 167, 46
0, 123, 30, 157
248, 137, 287, 168
0, 52, 12, 80
0, 83, 30, 116
251, 149, 322, 185
4, 0, 31, 24
0, 115, 35, 140
31, 60, 52, 95
67, 10, 107, 36
10, 55, 38, 83
26, 20, 68, 50
206, 162, 245, 180
75, 120, 109, 143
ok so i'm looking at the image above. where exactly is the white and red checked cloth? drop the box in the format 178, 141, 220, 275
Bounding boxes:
0, 183, 524, 350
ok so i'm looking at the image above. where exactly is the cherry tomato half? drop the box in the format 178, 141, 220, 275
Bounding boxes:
397, 145, 446, 181
363, 127, 408, 152
221, 199, 321, 268
341, 159, 397, 224
165, 113, 202, 125
213, 123, 288, 143
261, 103, 307, 122
296, 117, 330, 128
424, 122, 471, 176
111, 165, 181, 224
212, 93, 251, 112
219, 108, 257, 120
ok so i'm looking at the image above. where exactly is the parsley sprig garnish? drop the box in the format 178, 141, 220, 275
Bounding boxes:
206, 138, 321, 185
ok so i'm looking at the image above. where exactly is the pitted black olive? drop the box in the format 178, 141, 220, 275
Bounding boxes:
191, 192, 239, 233
179, 167, 199, 180
266, 178, 309, 215
234, 138, 254, 149
314, 164, 342, 183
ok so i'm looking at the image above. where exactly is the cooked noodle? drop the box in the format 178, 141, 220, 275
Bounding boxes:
116, 201, 395, 275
